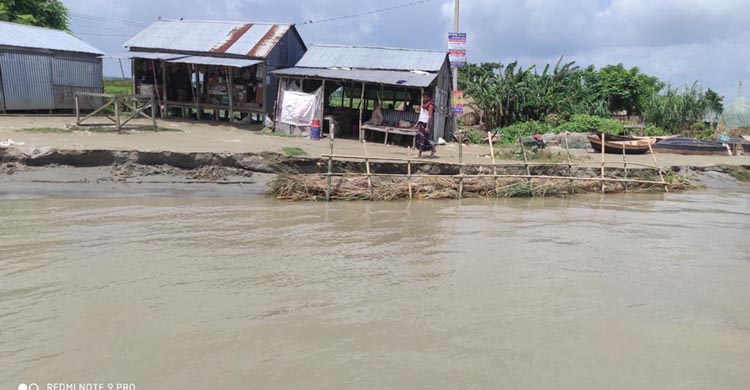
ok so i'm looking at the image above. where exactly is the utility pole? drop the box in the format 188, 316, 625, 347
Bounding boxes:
453, 0, 462, 164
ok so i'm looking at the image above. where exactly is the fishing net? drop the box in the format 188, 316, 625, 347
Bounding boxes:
722, 96, 750, 134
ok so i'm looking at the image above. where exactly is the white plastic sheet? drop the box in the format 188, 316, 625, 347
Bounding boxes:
279, 88, 321, 126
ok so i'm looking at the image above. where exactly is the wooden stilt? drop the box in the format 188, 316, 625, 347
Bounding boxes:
226, 66, 234, 123
161, 60, 167, 117
359, 82, 365, 141
151, 60, 163, 119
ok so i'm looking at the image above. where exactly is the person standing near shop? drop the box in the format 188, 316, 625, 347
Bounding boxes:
414, 91, 436, 157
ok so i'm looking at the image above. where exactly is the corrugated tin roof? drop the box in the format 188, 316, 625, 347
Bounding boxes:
0, 21, 103, 55
272, 67, 437, 88
126, 51, 187, 60
168, 56, 262, 68
124, 20, 291, 59
295, 45, 447, 72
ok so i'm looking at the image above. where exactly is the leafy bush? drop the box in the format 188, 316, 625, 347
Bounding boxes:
644, 125, 666, 136
556, 114, 624, 134
684, 122, 715, 140
497, 121, 552, 144
465, 129, 485, 144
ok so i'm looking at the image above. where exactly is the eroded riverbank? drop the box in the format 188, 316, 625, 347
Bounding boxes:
1, 145, 749, 200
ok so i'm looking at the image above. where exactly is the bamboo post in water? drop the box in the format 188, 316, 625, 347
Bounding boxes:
622, 142, 628, 193
648, 143, 669, 193
326, 128, 335, 201
363, 140, 373, 200
488, 131, 499, 197
600, 132, 606, 194
406, 147, 413, 200
519, 136, 533, 195
564, 132, 574, 195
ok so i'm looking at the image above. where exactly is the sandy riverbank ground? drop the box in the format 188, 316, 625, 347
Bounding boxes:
2, 116, 750, 168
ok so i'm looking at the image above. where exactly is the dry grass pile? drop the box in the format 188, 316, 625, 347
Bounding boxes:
271, 174, 692, 201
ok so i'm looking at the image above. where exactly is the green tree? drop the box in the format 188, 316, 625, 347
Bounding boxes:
0, 0, 69, 30
594, 64, 663, 115
704, 88, 724, 114
644, 82, 710, 134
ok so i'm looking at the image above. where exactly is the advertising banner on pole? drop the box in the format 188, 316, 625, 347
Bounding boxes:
451, 90, 465, 115
448, 32, 467, 68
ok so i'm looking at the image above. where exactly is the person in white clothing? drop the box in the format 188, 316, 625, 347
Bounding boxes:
413, 92, 436, 157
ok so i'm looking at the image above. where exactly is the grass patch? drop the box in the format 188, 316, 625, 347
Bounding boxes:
282, 147, 307, 157
720, 165, 750, 182
104, 78, 132, 95
261, 130, 303, 138
494, 145, 585, 163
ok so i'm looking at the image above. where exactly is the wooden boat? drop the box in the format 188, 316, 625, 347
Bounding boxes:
651, 138, 730, 156
591, 129, 646, 142
591, 129, 676, 143
587, 134, 652, 154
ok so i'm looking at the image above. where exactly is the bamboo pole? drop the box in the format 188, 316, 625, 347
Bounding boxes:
326, 128, 334, 201
114, 97, 121, 134
488, 131, 498, 197
358, 82, 365, 141
622, 142, 628, 193
319, 153, 584, 167
226, 66, 234, 122
564, 132, 574, 195
600, 132, 606, 193
151, 96, 157, 131
316, 172, 666, 185
75, 95, 80, 126
648, 143, 669, 193
406, 147, 413, 200
151, 60, 163, 120
363, 140, 373, 200
601, 161, 660, 169
161, 60, 167, 118
519, 136, 533, 195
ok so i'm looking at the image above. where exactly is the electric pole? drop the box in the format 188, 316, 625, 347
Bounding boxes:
453, 0, 462, 164
453, 0, 460, 92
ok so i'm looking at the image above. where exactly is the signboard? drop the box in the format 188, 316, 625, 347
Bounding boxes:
448, 32, 467, 68
451, 90, 465, 115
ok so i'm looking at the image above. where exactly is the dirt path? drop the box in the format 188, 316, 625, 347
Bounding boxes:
1, 115, 749, 168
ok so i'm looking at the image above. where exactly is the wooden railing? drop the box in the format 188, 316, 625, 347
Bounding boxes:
75, 92, 157, 133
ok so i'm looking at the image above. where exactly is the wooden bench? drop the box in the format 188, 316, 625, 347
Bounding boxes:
361, 109, 420, 146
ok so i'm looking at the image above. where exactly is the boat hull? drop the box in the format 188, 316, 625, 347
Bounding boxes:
651, 138, 730, 156
587, 135, 651, 154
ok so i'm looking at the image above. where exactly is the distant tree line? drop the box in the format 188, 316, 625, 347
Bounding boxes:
0, 0, 69, 30
459, 58, 724, 136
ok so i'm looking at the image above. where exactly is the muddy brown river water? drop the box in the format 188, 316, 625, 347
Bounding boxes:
1, 186, 749, 389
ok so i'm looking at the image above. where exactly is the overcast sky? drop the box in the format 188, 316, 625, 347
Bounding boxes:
65, 0, 749, 101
